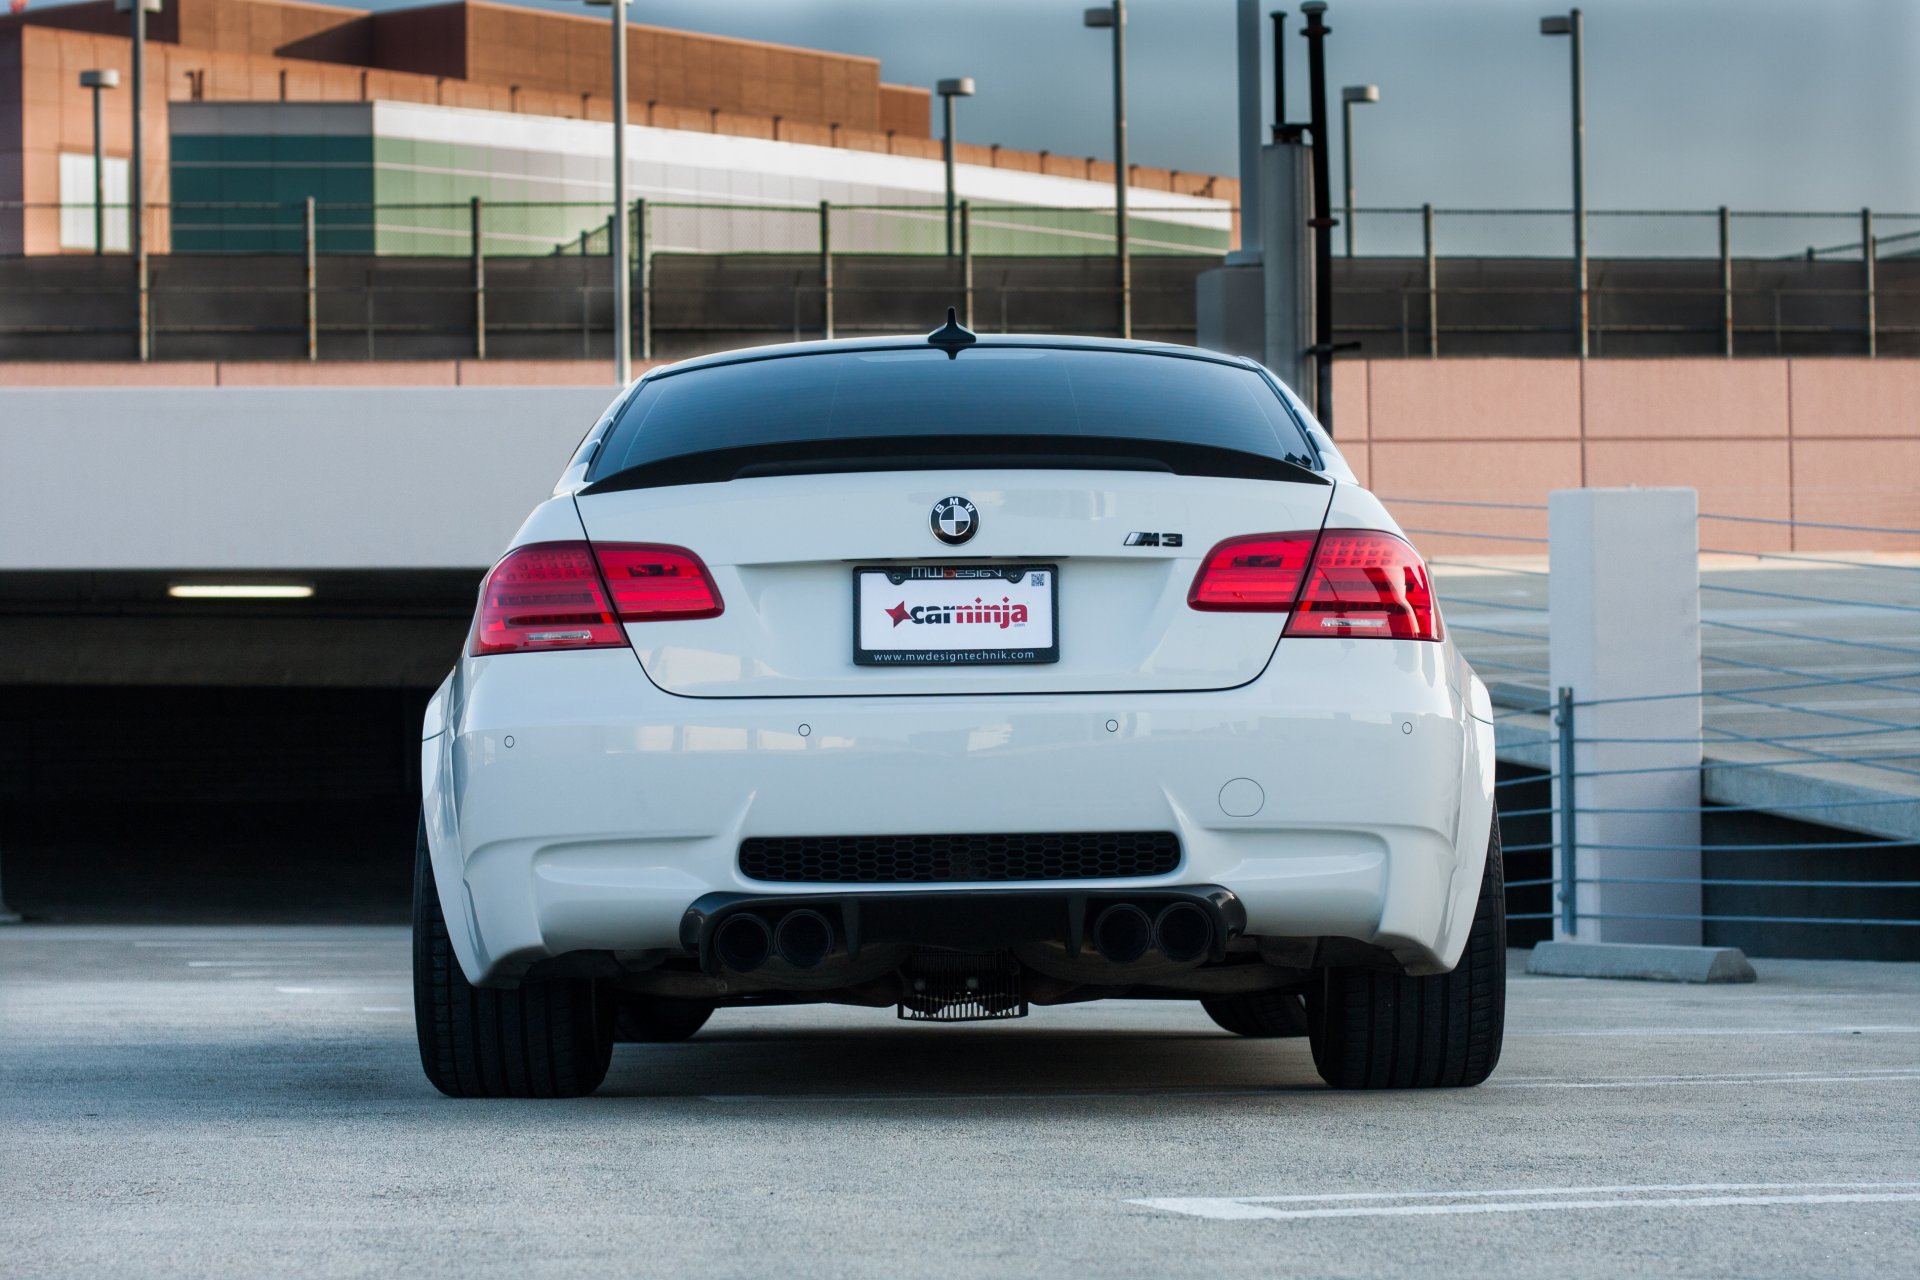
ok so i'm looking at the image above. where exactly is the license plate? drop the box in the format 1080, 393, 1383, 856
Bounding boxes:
854, 564, 1059, 666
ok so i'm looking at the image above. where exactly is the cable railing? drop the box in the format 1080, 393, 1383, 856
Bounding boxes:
1392, 495, 1920, 949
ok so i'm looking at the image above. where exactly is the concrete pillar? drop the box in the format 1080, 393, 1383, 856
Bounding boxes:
1258, 142, 1314, 405
1549, 488, 1703, 944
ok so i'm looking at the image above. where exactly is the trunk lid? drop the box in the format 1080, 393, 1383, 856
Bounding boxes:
574, 468, 1334, 697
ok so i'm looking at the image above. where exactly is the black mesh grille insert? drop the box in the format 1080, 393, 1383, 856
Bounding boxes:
738, 832, 1181, 884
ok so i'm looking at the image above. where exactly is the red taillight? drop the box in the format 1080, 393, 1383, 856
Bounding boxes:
1187, 528, 1441, 641
1283, 530, 1441, 641
593, 543, 724, 622
470, 541, 722, 656
1187, 533, 1319, 611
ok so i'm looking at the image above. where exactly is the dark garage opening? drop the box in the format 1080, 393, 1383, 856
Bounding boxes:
1, 685, 430, 922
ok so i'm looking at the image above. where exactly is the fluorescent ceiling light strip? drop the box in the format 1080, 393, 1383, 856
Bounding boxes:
168, 584, 315, 600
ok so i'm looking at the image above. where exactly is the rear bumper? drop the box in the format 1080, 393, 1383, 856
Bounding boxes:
422, 642, 1495, 986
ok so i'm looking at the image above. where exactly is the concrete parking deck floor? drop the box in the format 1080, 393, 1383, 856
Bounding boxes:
3, 927, 1917, 1278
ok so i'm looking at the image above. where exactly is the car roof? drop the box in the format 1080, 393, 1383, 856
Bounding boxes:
642, 333, 1261, 382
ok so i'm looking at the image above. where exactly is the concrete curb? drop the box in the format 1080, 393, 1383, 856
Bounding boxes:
1526, 940, 1757, 984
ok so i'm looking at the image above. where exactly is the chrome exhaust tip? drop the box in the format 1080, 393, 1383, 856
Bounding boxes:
714, 913, 772, 973
1092, 903, 1154, 964
1153, 902, 1214, 963
773, 909, 835, 969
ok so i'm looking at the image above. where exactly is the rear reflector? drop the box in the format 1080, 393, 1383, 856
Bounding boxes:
1187, 533, 1319, 611
471, 541, 721, 656
1283, 530, 1441, 641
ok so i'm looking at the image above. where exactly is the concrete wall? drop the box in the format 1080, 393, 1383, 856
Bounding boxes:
1333, 358, 1920, 554
0, 385, 617, 570
2, 358, 1915, 572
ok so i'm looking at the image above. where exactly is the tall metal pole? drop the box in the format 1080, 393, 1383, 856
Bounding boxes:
470, 195, 486, 360
944, 93, 958, 256
1269, 9, 1287, 138
819, 200, 834, 339
637, 196, 652, 360
959, 199, 974, 327
1718, 205, 1733, 358
610, 0, 631, 383
1300, 2, 1334, 432
1862, 207, 1876, 358
1571, 9, 1587, 358
304, 196, 318, 362
1423, 201, 1437, 357
131, 0, 149, 361
1112, 0, 1130, 339
92, 85, 106, 256
1341, 96, 1354, 259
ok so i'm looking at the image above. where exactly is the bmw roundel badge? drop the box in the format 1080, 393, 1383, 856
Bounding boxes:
930, 496, 978, 546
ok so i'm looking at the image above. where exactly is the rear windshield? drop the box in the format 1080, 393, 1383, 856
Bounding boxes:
588, 346, 1318, 481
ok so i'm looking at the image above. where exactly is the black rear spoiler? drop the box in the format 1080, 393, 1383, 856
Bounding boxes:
580, 434, 1328, 494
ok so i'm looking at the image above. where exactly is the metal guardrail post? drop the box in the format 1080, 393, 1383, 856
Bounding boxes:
303, 197, 317, 362
1718, 206, 1733, 358
960, 199, 974, 329
1556, 684, 1577, 935
1861, 207, 1876, 358
636, 197, 651, 361
819, 199, 834, 340
470, 196, 485, 360
1422, 202, 1437, 358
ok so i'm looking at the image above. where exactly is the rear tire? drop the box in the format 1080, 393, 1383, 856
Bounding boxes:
412, 817, 613, 1098
612, 995, 715, 1043
1201, 989, 1309, 1038
1306, 819, 1506, 1089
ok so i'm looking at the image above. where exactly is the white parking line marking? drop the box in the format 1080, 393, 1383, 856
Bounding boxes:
1514, 1025, 1920, 1038
1491, 1069, 1920, 1090
361, 1006, 408, 1013
1132, 1182, 1920, 1222
187, 960, 298, 967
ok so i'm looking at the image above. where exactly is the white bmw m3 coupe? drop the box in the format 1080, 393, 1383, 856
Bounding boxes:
415, 316, 1502, 1098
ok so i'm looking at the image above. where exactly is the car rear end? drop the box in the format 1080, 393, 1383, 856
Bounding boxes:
418, 338, 1496, 1083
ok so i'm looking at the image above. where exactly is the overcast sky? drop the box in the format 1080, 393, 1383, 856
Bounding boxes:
520, 0, 1918, 216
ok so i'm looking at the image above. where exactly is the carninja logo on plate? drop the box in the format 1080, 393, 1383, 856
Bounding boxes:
930, 496, 978, 545
885, 596, 1029, 629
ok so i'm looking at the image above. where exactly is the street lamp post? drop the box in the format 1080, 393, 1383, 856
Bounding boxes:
1540, 9, 1586, 357
936, 78, 975, 257
585, 0, 631, 383
79, 70, 120, 256
115, 0, 160, 359
1339, 84, 1377, 259
1083, 1, 1130, 339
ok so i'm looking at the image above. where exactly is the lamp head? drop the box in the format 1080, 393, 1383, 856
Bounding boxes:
1341, 84, 1379, 105
936, 78, 976, 98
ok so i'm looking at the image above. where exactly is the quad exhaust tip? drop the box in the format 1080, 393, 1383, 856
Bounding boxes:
1091, 901, 1215, 964
773, 909, 835, 969
1092, 904, 1154, 965
1153, 902, 1214, 964
714, 913, 772, 973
